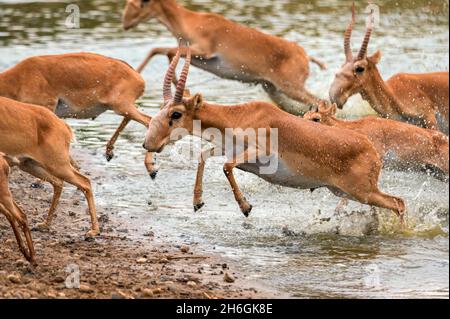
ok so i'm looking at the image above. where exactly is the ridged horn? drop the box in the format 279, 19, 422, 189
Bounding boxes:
174, 45, 191, 103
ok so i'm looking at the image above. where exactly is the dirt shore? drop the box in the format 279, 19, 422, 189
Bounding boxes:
0, 154, 281, 299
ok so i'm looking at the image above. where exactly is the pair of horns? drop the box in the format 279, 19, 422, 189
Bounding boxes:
344, 3, 375, 61
163, 44, 192, 104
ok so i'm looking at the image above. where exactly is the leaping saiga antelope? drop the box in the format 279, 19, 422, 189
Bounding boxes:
304, 102, 449, 182
122, 0, 327, 115
0, 154, 36, 264
0, 96, 99, 239
143, 46, 407, 225
0, 53, 158, 178
330, 5, 449, 135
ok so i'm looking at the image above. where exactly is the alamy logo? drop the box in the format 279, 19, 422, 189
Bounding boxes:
65, 4, 80, 29
65, 263, 80, 289
168, 120, 279, 175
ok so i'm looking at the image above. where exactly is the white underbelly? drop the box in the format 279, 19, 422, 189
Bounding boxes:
237, 158, 325, 189
55, 99, 108, 119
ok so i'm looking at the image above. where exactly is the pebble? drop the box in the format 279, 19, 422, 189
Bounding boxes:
53, 276, 65, 283
7, 274, 21, 284
136, 257, 147, 264
223, 272, 235, 283
152, 287, 163, 295
187, 281, 197, 287
79, 284, 94, 293
142, 288, 154, 297
15, 259, 26, 267
180, 245, 190, 253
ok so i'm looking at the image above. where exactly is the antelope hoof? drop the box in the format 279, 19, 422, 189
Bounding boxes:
33, 222, 50, 232
194, 202, 205, 212
24, 253, 37, 266
29, 258, 38, 267
149, 170, 159, 180
241, 204, 253, 218
85, 229, 100, 239
105, 151, 114, 162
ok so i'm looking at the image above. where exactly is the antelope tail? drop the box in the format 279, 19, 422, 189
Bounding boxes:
309, 56, 327, 70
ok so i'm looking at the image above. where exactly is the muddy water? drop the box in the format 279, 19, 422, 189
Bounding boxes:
0, 0, 448, 298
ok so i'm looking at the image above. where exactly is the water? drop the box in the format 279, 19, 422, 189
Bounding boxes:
0, 0, 448, 298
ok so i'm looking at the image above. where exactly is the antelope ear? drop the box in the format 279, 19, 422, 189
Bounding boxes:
193, 93, 203, 110
330, 103, 338, 115
368, 50, 382, 64
317, 100, 328, 112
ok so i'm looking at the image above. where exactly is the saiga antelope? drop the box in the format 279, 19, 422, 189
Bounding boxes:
304, 103, 449, 181
0, 53, 158, 178
329, 5, 449, 134
0, 96, 99, 238
0, 154, 36, 264
122, 0, 326, 115
143, 46, 406, 225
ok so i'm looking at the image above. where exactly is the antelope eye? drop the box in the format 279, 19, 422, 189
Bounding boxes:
355, 66, 365, 73
170, 112, 183, 120
313, 117, 321, 123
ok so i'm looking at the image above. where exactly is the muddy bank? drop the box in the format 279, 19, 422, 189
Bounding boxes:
0, 153, 282, 299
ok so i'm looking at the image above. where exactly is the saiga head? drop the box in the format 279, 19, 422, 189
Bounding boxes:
122, 0, 168, 30
329, 4, 382, 109
143, 45, 204, 153
303, 101, 338, 124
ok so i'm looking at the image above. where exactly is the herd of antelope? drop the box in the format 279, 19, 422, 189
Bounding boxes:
0, 0, 448, 265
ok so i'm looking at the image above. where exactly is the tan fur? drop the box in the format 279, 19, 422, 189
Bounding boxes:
144, 52, 407, 224
0, 154, 36, 264
304, 103, 449, 180
0, 96, 99, 240
122, 0, 326, 114
0, 52, 158, 176
329, 8, 449, 134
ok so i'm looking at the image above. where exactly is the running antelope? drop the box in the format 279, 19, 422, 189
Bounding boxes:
122, 0, 326, 115
143, 46, 406, 224
0, 53, 158, 178
0, 154, 36, 264
304, 102, 449, 181
0, 96, 99, 238
330, 5, 449, 134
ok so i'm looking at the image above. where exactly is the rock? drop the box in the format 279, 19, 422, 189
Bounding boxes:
152, 287, 163, 295
180, 245, 190, 253
142, 288, 154, 297
79, 284, 94, 293
223, 272, 235, 283
136, 257, 147, 264
53, 276, 65, 283
47, 291, 57, 298
15, 259, 26, 268
7, 274, 21, 284
187, 281, 197, 287
98, 214, 109, 223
